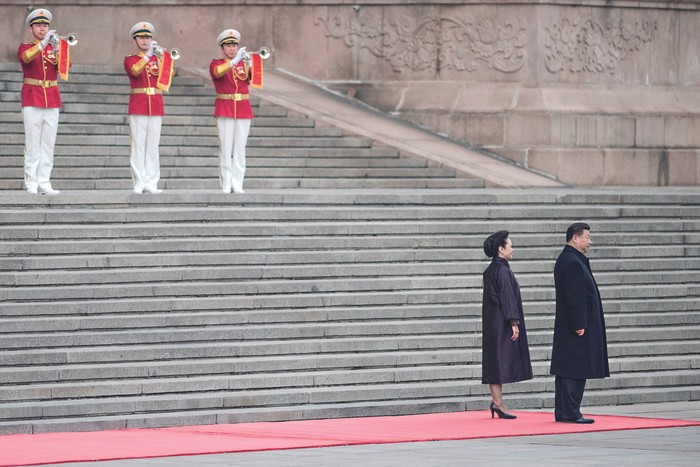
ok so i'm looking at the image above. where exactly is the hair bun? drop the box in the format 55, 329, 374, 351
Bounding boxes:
483, 230, 509, 258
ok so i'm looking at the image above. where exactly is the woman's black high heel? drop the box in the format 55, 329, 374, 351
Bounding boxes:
490, 402, 517, 419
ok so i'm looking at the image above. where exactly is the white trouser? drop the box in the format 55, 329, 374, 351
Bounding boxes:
217, 117, 251, 191
129, 115, 162, 190
23, 106, 59, 190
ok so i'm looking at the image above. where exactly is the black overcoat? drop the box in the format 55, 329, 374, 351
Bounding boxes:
481, 258, 533, 384
550, 245, 610, 379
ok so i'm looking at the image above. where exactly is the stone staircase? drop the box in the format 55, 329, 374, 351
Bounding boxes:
0, 190, 699, 434
0, 63, 483, 190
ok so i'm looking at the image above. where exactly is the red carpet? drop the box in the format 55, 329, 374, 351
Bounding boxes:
1, 411, 699, 466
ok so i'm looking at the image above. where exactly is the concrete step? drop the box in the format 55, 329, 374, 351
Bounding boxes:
0, 156, 423, 170
2, 250, 697, 273
0, 345, 690, 388
0, 275, 469, 301
0, 232, 691, 255
2, 306, 696, 335
0, 294, 696, 321
0, 167, 461, 182
0, 221, 694, 243
0, 113, 312, 127
1, 268, 697, 300
1, 201, 698, 224
1, 359, 697, 405
2, 383, 698, 435
1, 261, 699, 288
1, 123, 343, 138
0, 332, 695, 369
0, 147, 403, 159
1, 132, 374, 147
0, 318, 696, 350
0, 187, 696, 206
0, 340, 695, 388
0, 213, 691, 234
0, 178, 483, 191
0, 364, 477, 401
0, 337, 479, 367
0, 62, 483, 191
0, 188, 698, 433
0, 284, 694, 317
0, 370, 697, 425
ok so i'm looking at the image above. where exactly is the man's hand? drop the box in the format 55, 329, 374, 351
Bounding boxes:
575, 329, 585, 336
40, 30, 56, 50
231, 47, 247, 67
145, 41, 158, 60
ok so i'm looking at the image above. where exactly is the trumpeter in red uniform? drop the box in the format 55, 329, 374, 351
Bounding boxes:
18, 8, 69, 195
124, 21, 173, 194
210, 29, 254, 194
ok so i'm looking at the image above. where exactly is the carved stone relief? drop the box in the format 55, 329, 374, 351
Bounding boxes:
317, 11, 527, 73
544, 16, 657, 74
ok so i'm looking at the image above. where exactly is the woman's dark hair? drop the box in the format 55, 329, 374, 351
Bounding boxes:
483, 230, 509, 258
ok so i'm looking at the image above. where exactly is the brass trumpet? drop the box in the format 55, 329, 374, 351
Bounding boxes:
51, 33, 78, 46
151, 41, 181, 61
243, 47, 271, 60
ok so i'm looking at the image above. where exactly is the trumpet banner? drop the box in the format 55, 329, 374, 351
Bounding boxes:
156, 50, 174, 93
57, 38, 70, 81
250, 53, 263, 89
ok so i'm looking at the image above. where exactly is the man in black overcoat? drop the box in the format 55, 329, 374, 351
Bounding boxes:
550, 222, 609, 424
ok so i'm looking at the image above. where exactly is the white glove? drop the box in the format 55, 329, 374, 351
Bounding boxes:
231, 47, 246, 67
145, 41, 158, 60
39, 29, 56, 50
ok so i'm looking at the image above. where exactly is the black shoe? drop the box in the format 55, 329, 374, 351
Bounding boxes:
490, 402, 517, 419
557, 417, 594, 424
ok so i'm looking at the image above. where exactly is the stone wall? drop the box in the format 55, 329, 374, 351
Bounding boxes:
314, 1, 700, 185
2, 1, 700, 185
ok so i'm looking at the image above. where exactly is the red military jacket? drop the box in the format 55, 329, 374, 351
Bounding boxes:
18, 42, 62, 108
124, 53, 167, 116
210, 59, 254, 119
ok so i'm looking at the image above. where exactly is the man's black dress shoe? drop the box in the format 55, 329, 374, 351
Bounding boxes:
557, 417, 594, 424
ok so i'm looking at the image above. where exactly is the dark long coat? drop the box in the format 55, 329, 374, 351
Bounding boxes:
481, 258, 533, 384
550, 245, 610, 379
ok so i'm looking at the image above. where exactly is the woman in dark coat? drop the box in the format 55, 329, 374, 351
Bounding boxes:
481, 230, 533, 419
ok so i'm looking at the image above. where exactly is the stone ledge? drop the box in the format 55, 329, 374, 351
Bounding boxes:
527, 148, 700, 185
328, 81, 700, 185
334, 82, 700, 115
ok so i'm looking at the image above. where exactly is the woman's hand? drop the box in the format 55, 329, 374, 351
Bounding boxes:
511, 325, 520, 341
